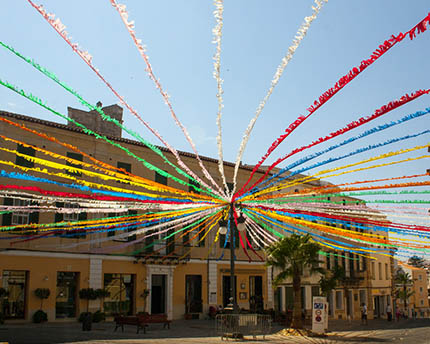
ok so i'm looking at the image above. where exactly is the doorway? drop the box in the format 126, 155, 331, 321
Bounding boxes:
185, 275, 202, 313
374, 296, 381, 318
346, 290, 353, 319
249, 276, 263, 312
151, 274, 166, 314
56, 272, 78, 318
222, 275, 237, 307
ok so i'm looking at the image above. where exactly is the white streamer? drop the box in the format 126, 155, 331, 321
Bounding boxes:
212, 0, 229, 197
231, 0, 328, 196
110, 0, 227, 199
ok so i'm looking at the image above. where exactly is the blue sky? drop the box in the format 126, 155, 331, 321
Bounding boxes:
0, 0, 429, 196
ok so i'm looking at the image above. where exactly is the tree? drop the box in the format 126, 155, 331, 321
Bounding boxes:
408, 255, 425, 268
79, 288, 98, 313
266, 234, 324, 329
34, 288, 50, 310
319, 265, 345, 298
395, 268, 414, 312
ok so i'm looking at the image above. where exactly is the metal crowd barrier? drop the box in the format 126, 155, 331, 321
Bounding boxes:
215, 314, 272, 340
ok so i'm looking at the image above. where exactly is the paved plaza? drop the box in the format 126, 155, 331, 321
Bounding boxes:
1, 318, 430, 344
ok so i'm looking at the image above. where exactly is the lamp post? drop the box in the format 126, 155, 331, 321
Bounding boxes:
219, 204, 246, 314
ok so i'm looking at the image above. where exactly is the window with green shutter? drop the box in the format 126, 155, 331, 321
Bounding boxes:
16, 144, 35, 168
66, 152, 83, 176
155, 171, 167, 185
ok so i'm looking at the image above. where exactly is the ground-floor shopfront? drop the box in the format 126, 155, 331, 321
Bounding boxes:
0, 250, 270, 322
273, 283, 392, 321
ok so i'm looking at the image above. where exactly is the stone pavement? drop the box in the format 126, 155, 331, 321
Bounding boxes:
1, 317, 430, 344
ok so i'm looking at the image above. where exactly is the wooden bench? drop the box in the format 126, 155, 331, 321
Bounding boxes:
114, 314, 171, 334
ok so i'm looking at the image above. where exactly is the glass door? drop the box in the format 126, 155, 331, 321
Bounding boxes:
56, 272, 78, 318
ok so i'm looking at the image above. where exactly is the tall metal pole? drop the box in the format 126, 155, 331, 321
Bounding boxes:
229, 205, 238, 313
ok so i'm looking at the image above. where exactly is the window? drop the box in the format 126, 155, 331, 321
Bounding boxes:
63, 203, 80, 222
326, 253, 331, 270
55, 202, 87, 238
219, 226, 239, 249
110, 210, 137, 242
117, 162, 131, 183
66, 152, 83, 176
420, 287, 423, 293
341, 254, 346, 271
184, 224, 205, 247
2, 197, 39, 230
385, 263, 389, 280
12, 198, 30, 225
421, 300, 424, 306
418, 274, 422, 281
335, 291, 343, 309
188, 178, 200, 194
16, 144, 35, 168
126, 210, 137, 242
349, 253, 355, 272
155, 171, 167, 185
301, 287, 306, 309
378, 262, 382, 280
371, 262, 375, 280
334, 254, 339, 268
2, 270, 27, 319
103, 273, 135, 316
359, 290, 366, 306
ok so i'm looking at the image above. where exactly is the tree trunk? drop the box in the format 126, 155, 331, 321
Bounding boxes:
291, 274, 303, 329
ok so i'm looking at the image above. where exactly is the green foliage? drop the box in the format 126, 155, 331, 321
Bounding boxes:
265, 234, 324, 329
79, 288, 98, 300
395, 268, 415, 309
33, 310, 48, 323
140, 289, 150, 299
95, 289, 110, 299
79, 288, 98, 312
78, 312, 92, 323
92, 310, 105, 323
34, 288, 50, 310
319, 265, 345, 297
0, 288, 8, 298
265, 234, 324, 287
408, 255, 426, 268
34, 288, 50, 300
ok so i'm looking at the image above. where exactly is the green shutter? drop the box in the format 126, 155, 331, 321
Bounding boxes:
2, 197, 13, 226
166, 229, 175, 254
145, 233, 154, 253
55, 202, 64, 223
76, 211, 87, 239
127, 210, 137, 242
198, 225, 205, 247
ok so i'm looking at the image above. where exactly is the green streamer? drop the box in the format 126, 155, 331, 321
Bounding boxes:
125, 209, 221, 256
0, 78, 223, 199
0, 41, 221, 198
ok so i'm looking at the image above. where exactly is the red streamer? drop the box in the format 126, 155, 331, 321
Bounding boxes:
234, 13, 430, 201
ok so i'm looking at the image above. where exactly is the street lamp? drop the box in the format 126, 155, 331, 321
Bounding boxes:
219, 205, 246, 313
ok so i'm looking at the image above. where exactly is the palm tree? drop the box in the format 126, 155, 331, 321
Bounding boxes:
266, 234, 324, 329
395, 268, 414, 314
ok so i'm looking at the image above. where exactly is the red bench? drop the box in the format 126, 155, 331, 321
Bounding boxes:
114, 314, 171, 334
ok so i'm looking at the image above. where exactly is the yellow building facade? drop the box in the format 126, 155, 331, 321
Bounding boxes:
0, 105, 271, 322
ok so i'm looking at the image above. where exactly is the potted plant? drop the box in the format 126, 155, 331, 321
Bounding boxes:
79, 288, 98, 331
0, 288, 8, 324
93, 288, 110, 322
140, 289, 150, 312
33, 288, 50, 323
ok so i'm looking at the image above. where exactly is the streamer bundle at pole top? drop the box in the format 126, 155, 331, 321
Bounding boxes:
0, 1, 429, 321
